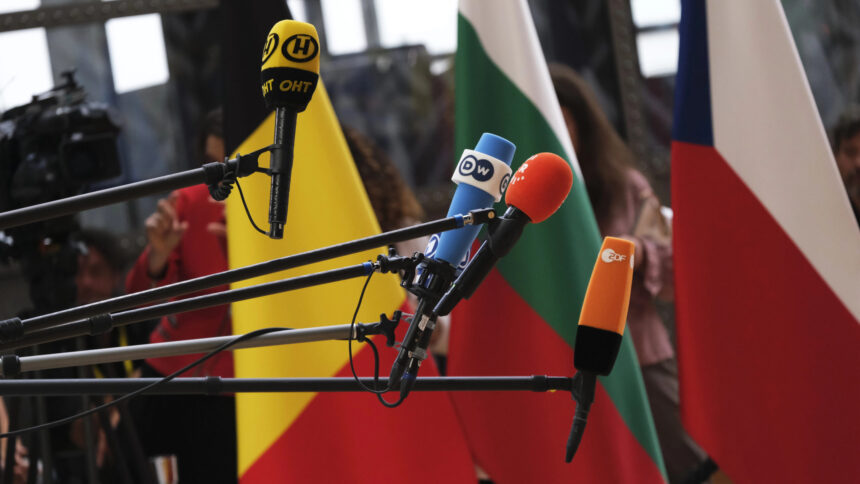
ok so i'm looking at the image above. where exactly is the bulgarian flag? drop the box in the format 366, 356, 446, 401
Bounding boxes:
221, 1, 474, 481
672, 1, 860, 482
448, 1, 667, 482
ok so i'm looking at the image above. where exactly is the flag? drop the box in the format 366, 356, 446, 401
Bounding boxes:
448, 1, 667, 482
221, 2, 475, 482
672, 1, 860, 482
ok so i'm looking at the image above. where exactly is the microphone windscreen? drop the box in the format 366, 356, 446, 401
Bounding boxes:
260, 20, 320, 111
504, 153, 573, 223
574, 237, 635, 375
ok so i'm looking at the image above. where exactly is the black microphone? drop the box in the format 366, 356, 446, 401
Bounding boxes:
434, 152, 574, 317
260, 20, 320, 239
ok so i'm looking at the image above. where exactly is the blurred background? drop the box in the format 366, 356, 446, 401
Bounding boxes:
0, 0, 858, 317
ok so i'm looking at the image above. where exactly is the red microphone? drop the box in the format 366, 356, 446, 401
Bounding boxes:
433, 152, 573, 316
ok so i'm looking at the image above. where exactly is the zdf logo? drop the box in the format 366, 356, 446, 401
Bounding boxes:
458, 155, 495, 182
601, 248, 627, 263
282, 34, 319, 62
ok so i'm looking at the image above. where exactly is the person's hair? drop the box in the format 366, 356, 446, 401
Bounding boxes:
197, 107, 224, 163
549, 63, 634, 224
76, 228, 126, 274
831, 106, 860, 154
341, 125, 425, 231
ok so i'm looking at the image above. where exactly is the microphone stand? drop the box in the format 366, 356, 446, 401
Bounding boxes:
566, 371, 596, 462
0, 376, 574, 396
1, 314, 404, 378
0, 144, 272, 231
0, 209, 495, 344
0, 262, 374, 352
0, 253, 422, 353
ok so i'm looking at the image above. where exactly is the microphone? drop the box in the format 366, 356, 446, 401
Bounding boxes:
433, 152, 574, 316
566, 236, 635, 462
260, 20, 320, 239
388, 133, 515, 393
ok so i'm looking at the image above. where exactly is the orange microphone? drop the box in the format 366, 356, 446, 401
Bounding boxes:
574, 236, 635, 375
567, 236, 635, 462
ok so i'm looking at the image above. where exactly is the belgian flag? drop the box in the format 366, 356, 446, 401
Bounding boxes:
220, 1, 474, 481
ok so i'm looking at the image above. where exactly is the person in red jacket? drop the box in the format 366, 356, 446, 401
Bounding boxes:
125, 183, 232, 378
126, 109, 237, 482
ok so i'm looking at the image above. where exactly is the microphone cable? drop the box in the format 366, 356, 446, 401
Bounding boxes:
0, 325, 291, 439
207, 161, 267, 236
0, 261, 409, 440
345, 270, 408, 408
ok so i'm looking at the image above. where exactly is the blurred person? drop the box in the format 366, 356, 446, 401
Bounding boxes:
830, 106, 860, 225
28, 228, 152, 482
550, 63, 711, 484
125, 108, 237, 482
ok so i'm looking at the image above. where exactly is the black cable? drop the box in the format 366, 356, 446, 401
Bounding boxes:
344, 270, 408, 407
235, 178, 267, 235
0, 326, 289, 439
347, 271, 387, 394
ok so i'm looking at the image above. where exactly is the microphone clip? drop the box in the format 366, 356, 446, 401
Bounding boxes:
204, 143, 283, 201
354, 311, 403, 348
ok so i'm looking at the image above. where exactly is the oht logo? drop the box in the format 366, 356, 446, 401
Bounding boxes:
262, 78, 314, 96
458, 155, 495, 182
262, 33, 279, 63
282, 34, 319, 62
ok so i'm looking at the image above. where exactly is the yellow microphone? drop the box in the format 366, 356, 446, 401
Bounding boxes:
566, 236, 635, 463
259, 20, 321, 238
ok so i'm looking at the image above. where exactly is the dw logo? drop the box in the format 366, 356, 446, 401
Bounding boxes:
282, 34, 319, 62
262, 33, 279, 63
424, 234, 440, 257
458, 155, 495, 182
499, 173, 511, 193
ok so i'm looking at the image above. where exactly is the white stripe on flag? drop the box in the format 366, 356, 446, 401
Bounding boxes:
707, 0, 860, 322
458, 0, 578, 174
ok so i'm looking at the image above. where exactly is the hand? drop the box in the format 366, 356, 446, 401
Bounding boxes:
146, 192, 188, 278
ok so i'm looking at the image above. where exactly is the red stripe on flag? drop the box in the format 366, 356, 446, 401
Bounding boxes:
449, 269, 666, 483
240, 326, 476, 483
672, 141, 860, 482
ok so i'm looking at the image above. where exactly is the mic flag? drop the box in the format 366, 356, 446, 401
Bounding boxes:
260, 20, 320, 111
259, 20, 321, 238
574, 236, 635, 376
431, 133, 515, 269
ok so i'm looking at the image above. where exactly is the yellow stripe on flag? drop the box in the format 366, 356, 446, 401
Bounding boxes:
225, 83, 405, 475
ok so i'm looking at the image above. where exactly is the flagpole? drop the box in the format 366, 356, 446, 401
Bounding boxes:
0, 208, 495, 344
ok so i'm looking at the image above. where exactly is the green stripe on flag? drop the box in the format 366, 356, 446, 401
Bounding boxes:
455, 14, 666, 475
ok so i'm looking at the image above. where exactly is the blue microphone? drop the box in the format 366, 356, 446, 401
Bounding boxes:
430, 133, 516, 268
389, 133, 515, 395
